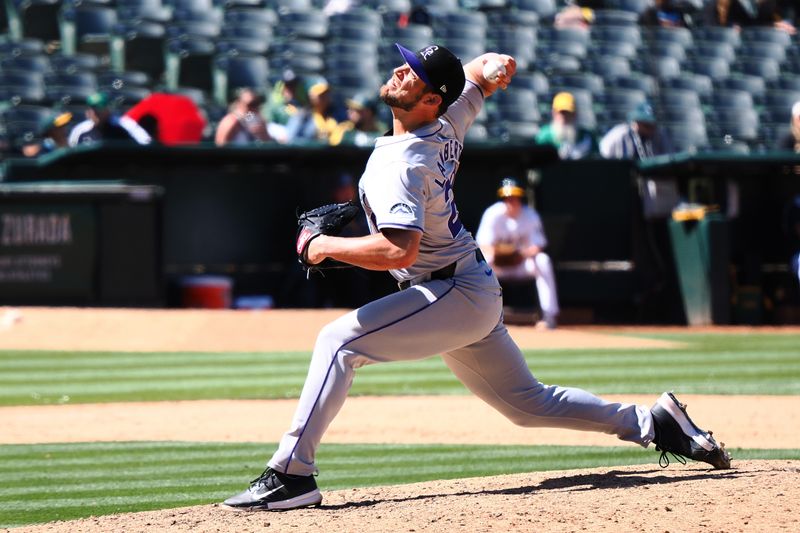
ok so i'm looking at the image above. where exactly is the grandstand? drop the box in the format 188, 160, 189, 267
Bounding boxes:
1, 0, 800, 154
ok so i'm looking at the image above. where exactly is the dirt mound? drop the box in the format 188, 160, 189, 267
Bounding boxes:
8, 460, 797, 533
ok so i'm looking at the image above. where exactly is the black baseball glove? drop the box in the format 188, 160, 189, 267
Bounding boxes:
296, 200, 362, 275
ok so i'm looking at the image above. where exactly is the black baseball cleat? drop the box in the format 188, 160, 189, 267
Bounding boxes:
222, 467, 322, 511
651, 392, 732, 469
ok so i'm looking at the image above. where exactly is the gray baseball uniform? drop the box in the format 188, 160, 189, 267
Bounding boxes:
268, 80, 655, 477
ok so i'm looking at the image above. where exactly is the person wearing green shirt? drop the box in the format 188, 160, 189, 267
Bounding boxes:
535, 91, 598, 159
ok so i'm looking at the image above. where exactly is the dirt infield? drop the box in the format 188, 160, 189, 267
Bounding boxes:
8, 461, 799, 533
1, 307, 798, 532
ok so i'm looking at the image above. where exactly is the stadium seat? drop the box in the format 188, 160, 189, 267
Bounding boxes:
219, 24, 273, 42
550, 73, 604, 95
740, 26, 792, 48
60, 4, 118, 56
411, 0, 458, 13
647, 41, 687, 63
691, 26, 741, 48
0, 55, 51, 73
660, 106, 705, 127
0, 104, 52, 148
383, 23, 434, 52
110, 21, 167, 81
601, 87, 647, 109
11, 0, 61, 42
684, 58, 731, 81
716, 75, 767, 104
224, 7, 278, 27
658, 87, 702, 111
165, 20, 222, 39
464, 122, 488, 143
605, 73, 656, 96
0, 70, 46, 104
584, 56, 631, 79
588, 40, 638, 61
441, 39, 487, 61
689, 41, 737, 63
733, 57, 781, 83
501, 121, 540, 141
660, 73, 713, 102
164, 0, 214, 11
641, 56, 681, 79
604, 0, 650, 15
591, 25, 642, 48
513, 71, 549, 98
165, 36, 215, 92
712, 89, 754, 110
0, 37, 46, 56
215, 37, 270, 56
740, 42, 788, 64
508, 0, 556, 19
494, 88, 539, 122
645, 26, 693, 48
98, 70, 151, 89
592, 9, 639, 26
664, 121, 708, 151
773, 75, 800, 92
213, 53, 269, 105
44, 71, 98, 105
116, 0, 171, 23
49, 52, 102, 73
108, 86, 151, 108
765, 89, 800, 112
276, 10, 328, 40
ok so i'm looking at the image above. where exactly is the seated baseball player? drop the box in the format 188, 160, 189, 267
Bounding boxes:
476, 177, 560, 329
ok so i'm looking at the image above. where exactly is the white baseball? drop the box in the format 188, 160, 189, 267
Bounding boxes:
482, 60, 506, 83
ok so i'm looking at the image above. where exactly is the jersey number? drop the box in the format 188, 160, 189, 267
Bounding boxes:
443, 180, 463, 238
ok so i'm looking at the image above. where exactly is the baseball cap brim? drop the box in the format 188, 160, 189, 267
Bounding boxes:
395, 43, 433, 88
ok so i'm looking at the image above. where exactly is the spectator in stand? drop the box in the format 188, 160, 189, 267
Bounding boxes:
266, 69, 308, 143
476, 177, 560, 330
283, 77, 343, 145
600, 101, 674, 160
22, 111, 72, 157
702, 0, 796, 32
777, 101, 800, 152
68, 92, 151, 147
125, 93, 207, 145
640, 0, 696, 27
554, 4, 595, 30
215, 88, 271, 146
329, 92, 387, 147
536, 92, 598, 159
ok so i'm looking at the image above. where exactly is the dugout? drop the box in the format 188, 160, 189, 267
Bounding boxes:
2, 145, 799, 324
0, 181, 163, 306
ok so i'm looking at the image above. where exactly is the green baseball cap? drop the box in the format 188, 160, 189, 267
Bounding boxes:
87, 92, 110, 109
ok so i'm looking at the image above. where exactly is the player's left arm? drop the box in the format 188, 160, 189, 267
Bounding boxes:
307, 229, 421, 271
463, 53, 517, 98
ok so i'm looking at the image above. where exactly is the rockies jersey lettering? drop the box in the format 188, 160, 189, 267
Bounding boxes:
359, 81, 484, 282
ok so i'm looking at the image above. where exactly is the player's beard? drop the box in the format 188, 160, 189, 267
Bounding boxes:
379, 83, 425, 112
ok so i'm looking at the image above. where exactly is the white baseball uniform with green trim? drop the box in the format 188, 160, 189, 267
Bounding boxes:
268, 81, 655, 476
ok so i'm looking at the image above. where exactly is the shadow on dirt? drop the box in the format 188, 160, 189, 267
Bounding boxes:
320, 467, 749, 511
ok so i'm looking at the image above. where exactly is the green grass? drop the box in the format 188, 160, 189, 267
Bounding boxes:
1, 331, 798, 527
0, 332, 798, 405
1, 441, 798, 528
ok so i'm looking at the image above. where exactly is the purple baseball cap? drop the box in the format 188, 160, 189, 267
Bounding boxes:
394, 43, 466, 109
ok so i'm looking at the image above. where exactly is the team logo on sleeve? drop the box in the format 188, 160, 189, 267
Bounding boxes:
389, 203, 413, 215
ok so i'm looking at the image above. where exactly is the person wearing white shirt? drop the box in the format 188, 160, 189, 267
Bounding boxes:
476, 177, 560, 329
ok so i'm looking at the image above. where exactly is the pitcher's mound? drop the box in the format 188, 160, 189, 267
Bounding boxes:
16, 460, 798, 533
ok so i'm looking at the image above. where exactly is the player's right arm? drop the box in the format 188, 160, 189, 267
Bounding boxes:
306, 229, 421, 270
463, 53, 516, 97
